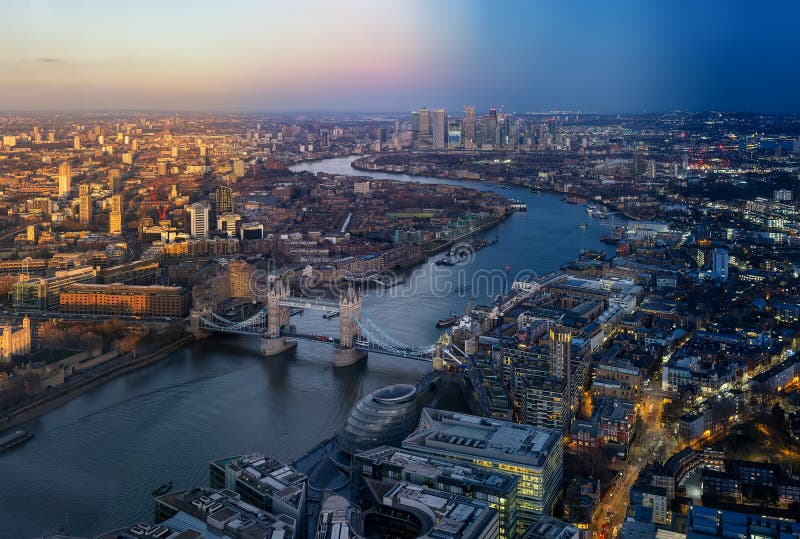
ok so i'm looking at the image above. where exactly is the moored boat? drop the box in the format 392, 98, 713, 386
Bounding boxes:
0, 429, 32, 453
436, 314, 458, 328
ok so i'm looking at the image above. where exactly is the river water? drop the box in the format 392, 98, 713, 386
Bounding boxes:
0, 156, 616, 538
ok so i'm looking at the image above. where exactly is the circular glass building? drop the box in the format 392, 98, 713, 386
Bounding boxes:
338, 384, 418, 455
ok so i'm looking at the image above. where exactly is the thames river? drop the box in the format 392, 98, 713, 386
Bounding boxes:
0, 156, 616, 538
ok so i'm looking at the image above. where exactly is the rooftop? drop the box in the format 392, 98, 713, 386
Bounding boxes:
156, 487, 296, 539
402, 408, 560, 468
354, 446, 519, 494
211, 454, 307, 509
371, 481, 498, 539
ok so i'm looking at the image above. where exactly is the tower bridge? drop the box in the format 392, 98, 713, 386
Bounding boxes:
190, 281, 449, 367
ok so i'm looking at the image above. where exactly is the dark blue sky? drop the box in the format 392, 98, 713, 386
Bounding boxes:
1, 0, 798, 112
436, 0, 800, 113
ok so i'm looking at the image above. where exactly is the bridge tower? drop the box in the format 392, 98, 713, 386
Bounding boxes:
261, 280, 297, 356
189, 306, 212, 338
432, 332, 452, 371
333, 284, 367, 367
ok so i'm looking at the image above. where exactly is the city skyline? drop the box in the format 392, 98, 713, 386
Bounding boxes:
2, 0, 800, 113
2, 2, 800, 537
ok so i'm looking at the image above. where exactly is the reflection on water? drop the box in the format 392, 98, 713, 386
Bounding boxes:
0, 156, 616, 538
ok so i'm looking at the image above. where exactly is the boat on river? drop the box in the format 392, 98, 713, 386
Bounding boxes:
436, 314, 459, 328
0, 429, 32, 453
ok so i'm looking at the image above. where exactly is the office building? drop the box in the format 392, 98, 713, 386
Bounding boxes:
215, 185, 234, 214
448, 120, 462, 147
240, 222, 264, 240
11, 266, 98, 310
73, 135, 81, 150
354, 446, 519, 539
209, 453, 307, 528
59, 284, 191, 317
315, 492, 364, 539
463, 105, 476, 148
403, 408, 563, 534
339, 384, 418, 455
481, 110, 498, 148
58, 163, 71, 197
187, 202, 210, 238
711, 248, 729, 282
432, 108, 448, 149
361, 480, 500, 539
154, 488, 299, 539
79, 184, 92, 224
419, 107, 431, 135
217, 213, 241, 237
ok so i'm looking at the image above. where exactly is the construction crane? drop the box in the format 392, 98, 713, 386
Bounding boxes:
147, 187, 169, 220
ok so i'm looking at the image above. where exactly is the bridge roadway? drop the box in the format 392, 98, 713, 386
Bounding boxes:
278, 296, 339, 310
195, 308, 437, 362
201, 282, 434, 361
278, 332, 435, 362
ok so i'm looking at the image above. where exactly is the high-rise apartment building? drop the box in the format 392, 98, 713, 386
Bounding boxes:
107, 168, 121, 191
215, 185, 233, 214
448, 120, 462, 147
463, 105, 476, 147
187, 202, 209, 238
109, 194, 123, 235
432, 109, 448, 149
232, 158, 245, 178
58, 163, 71, 197
73, 135, 81, 150
712, 248, 729, 281
79, 184, 92, 225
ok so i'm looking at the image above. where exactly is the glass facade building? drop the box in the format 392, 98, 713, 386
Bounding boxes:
338, 384, 418, 455
402, 408, 562, 535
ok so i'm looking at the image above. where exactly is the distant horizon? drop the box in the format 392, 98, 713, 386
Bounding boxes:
2, 108, 800, 117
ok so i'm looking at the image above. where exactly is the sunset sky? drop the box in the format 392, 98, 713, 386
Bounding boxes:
2, 0, 799, 112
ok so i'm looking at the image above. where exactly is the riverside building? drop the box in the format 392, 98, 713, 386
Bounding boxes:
402, 408, 562, 534
59, 283, 191, 317
353, 446, 519, 539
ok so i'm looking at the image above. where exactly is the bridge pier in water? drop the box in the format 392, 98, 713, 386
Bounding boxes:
260, 336, 297, 356
332, 346, 367, 367
332, 284, 367, 366
261, 280, 297, 356
196, 280, 432, 364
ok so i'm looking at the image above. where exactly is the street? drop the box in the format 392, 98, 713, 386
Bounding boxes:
589, 384, 675, 538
